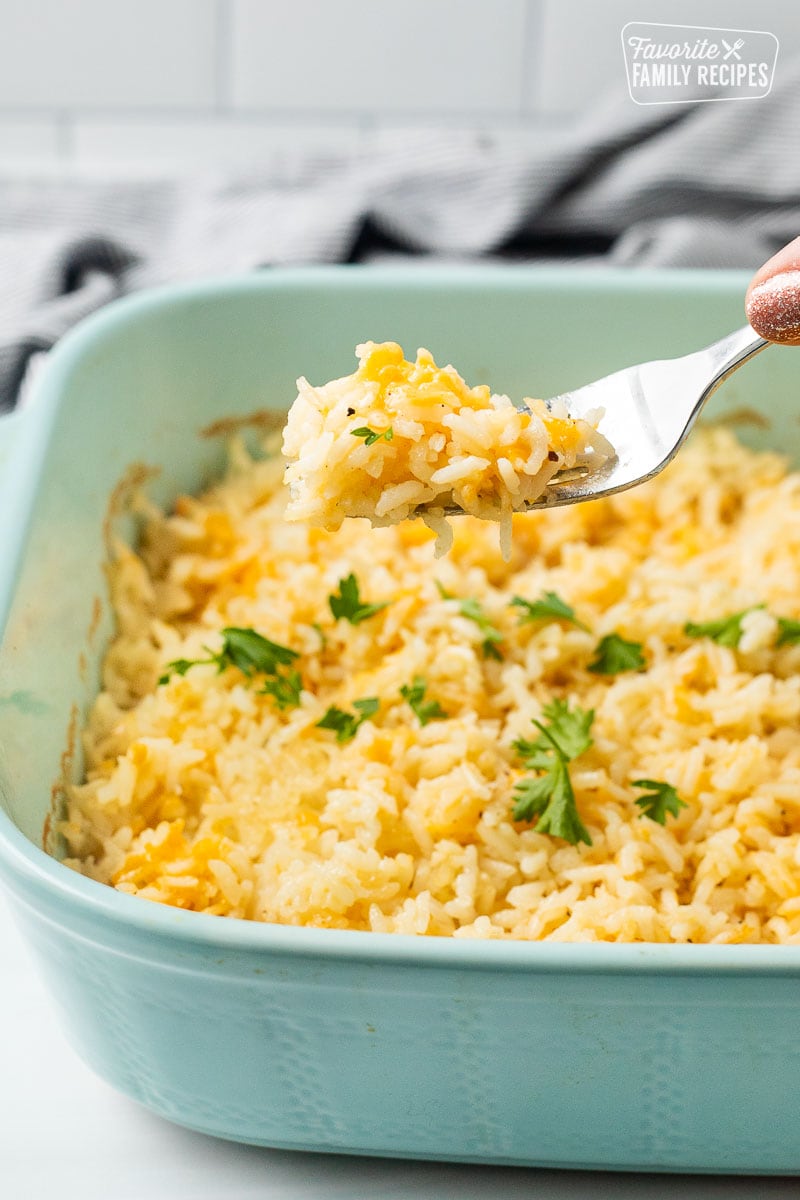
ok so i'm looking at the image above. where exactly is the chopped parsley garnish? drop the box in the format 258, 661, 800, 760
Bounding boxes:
351, 426, 393, 446
457, 597, 504, 660
261, 670, 303, 711
776, 617, 800, 647
511, 591, 589, 631
436, 584, 503, 660
400, 676, 448, 726
159, 627, 299, 687
633, 779, 687, 825
511, 699, 594, 846
588, 633, 645, 675
684, 606, 762, 648
158, 658, 197, 682
514, 699, 595, 763
311, 621, 328, 649
213, 627, 299, 676
329, 573, 388, 625
316, 697, 380, 743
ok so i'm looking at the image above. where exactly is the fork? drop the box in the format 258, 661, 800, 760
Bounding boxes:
416, 233, 800, 518
516, 239, 800, 512
418, 323, 769, 516
498, 323, 770, 512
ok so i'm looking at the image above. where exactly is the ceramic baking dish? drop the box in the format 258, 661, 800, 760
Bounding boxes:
1, 268, 800, 1174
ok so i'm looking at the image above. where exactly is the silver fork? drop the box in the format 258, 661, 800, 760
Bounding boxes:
432, 325, 768, 515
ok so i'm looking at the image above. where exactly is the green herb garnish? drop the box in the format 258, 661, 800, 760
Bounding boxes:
435, 584, 503, 660
400, 676, 448, 726
776, 617, 800, 647
351, 426, 393, 446
511, 591, 589, 631
511, 699, 594, 845
684, 606, 762, 649
159, 627, 299, 685
329, 573, 388, 625
316, 697, 380, 744
214, 627, 299, 675
261, 670, 303, 711
633, 779, 687, 825
158, 658, 197, 683
588, 633, 645, 675
457, 597, 504, 661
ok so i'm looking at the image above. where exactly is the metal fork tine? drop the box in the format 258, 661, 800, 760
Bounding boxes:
429, 325, 768, 517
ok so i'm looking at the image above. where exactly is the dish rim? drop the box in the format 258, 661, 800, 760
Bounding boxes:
5, 263, 800, 973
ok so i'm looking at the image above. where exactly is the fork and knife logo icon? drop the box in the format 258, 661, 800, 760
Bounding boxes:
722, 37, 745, 60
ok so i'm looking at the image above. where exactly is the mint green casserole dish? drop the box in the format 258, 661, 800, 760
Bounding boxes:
1, 268, 800, 1174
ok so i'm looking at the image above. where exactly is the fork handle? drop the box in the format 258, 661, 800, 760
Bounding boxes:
701, 325, 768, 398
746, 236, 800, 345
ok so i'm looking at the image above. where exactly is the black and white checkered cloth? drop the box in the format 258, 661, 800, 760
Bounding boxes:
1, 60, 799, 411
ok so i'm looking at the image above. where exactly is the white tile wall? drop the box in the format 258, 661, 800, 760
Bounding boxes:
0, 117, 61, 166
0, 0, 794, 173
0, 0, 217, 109
230, 0, 528, 114
72, 118, 364, 171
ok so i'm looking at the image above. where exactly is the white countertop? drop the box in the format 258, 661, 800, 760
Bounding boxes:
1, 891, 797, 1199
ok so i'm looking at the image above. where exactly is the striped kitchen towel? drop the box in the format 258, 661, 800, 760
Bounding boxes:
1, 59, 798, 411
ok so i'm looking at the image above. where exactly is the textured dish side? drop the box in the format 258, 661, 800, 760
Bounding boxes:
1, 270, 800, 1172
6, 873, 800, 1173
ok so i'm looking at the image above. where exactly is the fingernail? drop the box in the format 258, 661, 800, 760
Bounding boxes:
746, 270, 800, 342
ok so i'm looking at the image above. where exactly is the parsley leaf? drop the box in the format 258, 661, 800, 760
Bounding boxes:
633, 779, 687, 825
512, 759, 590, 846
316, 697, 380, 744
329, 573, 388, 625
159, 627, 299, 685
588, 633, 645, 675
261, 670, 303, 711
776, 617, 800, 647
400, 676, 448, 726
511, 591, 589, 632
457, 597, 504, 660
351, 426, 393, 446
158, 658, 198, 685
437, 586, 503, 660
214, 627, 299, 676
511, 699, 594, 845
513, 698, 594, 764
684, 606, 762, 648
